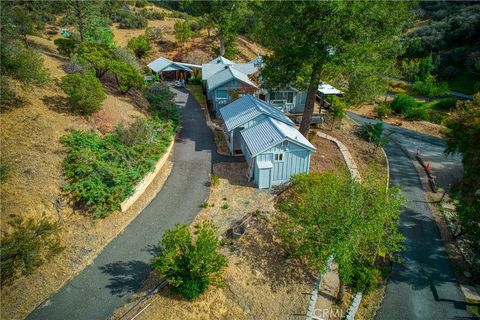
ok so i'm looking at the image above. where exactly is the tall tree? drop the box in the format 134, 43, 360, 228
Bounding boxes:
184, 0, 247, 57
258, 1, 413, 135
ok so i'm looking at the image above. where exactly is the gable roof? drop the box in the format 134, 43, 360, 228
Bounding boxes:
206, 65, 258, 91
240, 117, 315, 157
202, 62, 258, 81
231, 63, 258, 75
318, 82, 343, 95
207, 56, 233, 65
147, 57, 192, 73
219, 95, 294, 132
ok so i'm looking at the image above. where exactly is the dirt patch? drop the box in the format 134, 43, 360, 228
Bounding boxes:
309, 134, 346, 173
351, 104, 443, 138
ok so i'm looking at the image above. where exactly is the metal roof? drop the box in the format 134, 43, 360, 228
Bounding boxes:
206, 65, 258, 91
177, 62, 201, 69
240, 117, 315, 157
231, 63, 258, 75
202, 63, 226, 80
318, 82, 343, 95
219, 95, 294, 132
147, 57, 192, 73
207, 56, 233, 65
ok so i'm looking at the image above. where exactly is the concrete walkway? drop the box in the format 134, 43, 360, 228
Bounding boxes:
27, 87, 216, 320
347, 113, 469, 320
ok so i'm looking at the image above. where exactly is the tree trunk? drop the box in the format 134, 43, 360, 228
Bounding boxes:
299, 63, 322, 136
219, 34, 226, 56
74, 0, 85, 41
337, 279, 345, 303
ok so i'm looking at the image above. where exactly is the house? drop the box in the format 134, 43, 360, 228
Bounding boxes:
205, 65, 258, 116
220, 95, 315, 188
219, 94, 295, 155
256, 87, 308, 113
147, 57, 201, 80
202, 56, 260, 115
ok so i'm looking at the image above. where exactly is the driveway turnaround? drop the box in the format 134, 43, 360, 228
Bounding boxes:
348, 113, 469, 320
27, 87, 216, 320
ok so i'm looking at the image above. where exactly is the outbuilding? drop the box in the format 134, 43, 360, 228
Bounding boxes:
220, 95, 315, 188
147, 57, 199, 81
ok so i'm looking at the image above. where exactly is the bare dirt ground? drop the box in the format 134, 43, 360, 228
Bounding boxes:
351, 104, 443, 138
0, 37, 170, 319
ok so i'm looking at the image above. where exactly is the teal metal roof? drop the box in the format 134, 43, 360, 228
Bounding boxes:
206, 66, 257, 91
147, 57, 192, 73
207, 56, 233, 65
219, 95, 294, 132
202, 63, 226, 80
240, 117, 315, 157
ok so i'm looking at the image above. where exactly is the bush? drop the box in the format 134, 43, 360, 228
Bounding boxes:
60, 73, 106, 114
350, 264, 381, 294
404, 107, 429, 120
355, 122, 389, 152
54, 38, 80, 57
151, 221, 227, 300
411, 76, 450, 98
427, 110, 446, 124
374, 104, 391, 119
145, 82, 179, 125
76, 42, 116, 78
61, 118, 174, 218
1, 217, 62, 285
174, 20, 194, 43
108, 60, 145, 93
389, 94, 421, 114
127, 35, 150, 59
145, 27, 162, 41
431, 98, 458, 111
140, 8, 165, 20
63, 59, 91, 75
114, 9, 148, 29
113, 48, 141, 71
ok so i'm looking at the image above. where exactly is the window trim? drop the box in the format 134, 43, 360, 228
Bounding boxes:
274, 153, 284, 162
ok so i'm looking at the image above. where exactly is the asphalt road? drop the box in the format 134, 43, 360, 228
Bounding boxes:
347, 113, 469, 320
27, 87, 215, 320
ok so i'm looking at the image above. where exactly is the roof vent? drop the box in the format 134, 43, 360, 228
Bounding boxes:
224, 65, 229, 69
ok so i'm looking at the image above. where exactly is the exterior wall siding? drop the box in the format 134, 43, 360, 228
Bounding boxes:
209, 81, 257, 116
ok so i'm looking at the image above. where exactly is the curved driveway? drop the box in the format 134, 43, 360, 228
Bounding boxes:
348, 113, 469, 320
27, 87, 215, 320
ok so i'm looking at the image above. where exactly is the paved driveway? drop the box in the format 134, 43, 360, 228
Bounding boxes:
347, 113, 469, 319
27, 87, 215, 320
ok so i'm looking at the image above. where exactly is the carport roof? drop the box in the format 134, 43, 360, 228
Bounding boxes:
240, 117, 315, 157
147, 57, 192, 73
219, 95, 294, 132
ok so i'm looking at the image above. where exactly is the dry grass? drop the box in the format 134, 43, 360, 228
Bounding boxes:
351, 104, 443, 138
212, 128, 230, 156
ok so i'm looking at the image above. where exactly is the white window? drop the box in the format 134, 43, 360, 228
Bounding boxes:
274, 153, 284, 161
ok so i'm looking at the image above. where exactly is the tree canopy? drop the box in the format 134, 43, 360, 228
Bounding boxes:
257, 0, 413, 135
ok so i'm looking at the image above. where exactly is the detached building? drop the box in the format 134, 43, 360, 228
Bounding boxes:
220, 95, 315, 188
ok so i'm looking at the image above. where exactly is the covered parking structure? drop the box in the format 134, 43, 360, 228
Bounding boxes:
147, 57, 200, 81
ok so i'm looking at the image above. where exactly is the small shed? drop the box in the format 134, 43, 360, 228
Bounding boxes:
147, 57, 194, 81
219, 95, 294, 155
240, 117, 315, 188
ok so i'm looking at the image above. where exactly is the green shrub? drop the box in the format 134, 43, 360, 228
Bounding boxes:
0, 217, 62, 285
113, 48, 141, 71
140, 8, 165, 20
145, 26, 163, 41
114, 9, 148, 29
404, 107, 429, 121
411, 76, 449, 98
211, 174, 220, 187
145, 82, 179, 125
221, 203, 229, 210
54, 38, 80, 57
350, 264, 381, 294
60, 73, 106, 114
174, 20, 194, 43
0, 162, 9, 182
127, 35, 150, 58
431, 98, 458, 111
61, 118, 174, 218
355, 122, 389, 153
151, 221, 227, 300
76, 42, 116, 78
389, 94, 420, 114
108, 60, 145, 93
427, 110, 446, 124
374, 104, 391, 119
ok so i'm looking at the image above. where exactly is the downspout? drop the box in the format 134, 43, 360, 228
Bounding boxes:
230, 130, 234, 156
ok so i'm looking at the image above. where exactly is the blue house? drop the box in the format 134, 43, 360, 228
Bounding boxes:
220, 95, 315, 188
202, 56, 259, 116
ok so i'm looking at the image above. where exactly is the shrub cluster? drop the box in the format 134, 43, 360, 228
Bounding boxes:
411, 77, 450, 98
389, 94, 421, 114
127, 35, 150, 58
374, 104, 391, 119
60, 73, 106, 114
431, 98, 458, 111
152, 221, 227, 300
114, 9, 148, 29
145, 82, 180, 126
61, 118, 175, 218
174, 20, 195, 43
0, 217, 62, 285
139, 8, 165, 20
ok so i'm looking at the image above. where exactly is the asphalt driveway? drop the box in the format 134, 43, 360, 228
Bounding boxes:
27, 87, 215, 320
347, 113, 469, 319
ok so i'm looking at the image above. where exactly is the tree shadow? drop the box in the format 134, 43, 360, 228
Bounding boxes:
42, 95, 72, 114
99, 260, 152, 297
